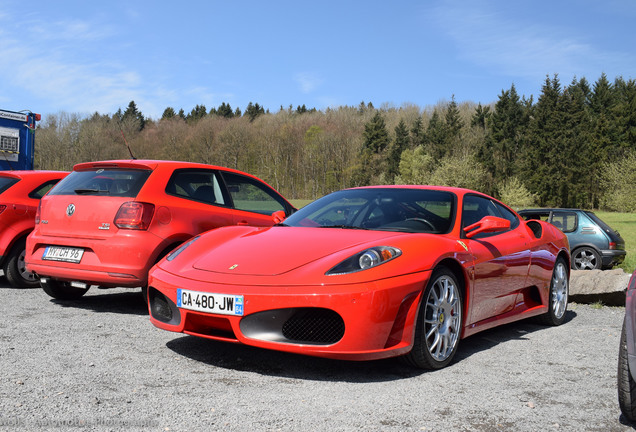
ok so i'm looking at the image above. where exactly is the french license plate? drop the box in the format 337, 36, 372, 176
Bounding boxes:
42, 246, 84, 263
177, 289, 244, 316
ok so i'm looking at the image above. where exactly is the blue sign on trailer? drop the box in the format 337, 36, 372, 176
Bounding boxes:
0, 109, 40, 171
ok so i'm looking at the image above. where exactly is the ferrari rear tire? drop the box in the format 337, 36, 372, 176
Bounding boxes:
404, 266, 462, 369
537, 257, 569, 326
41, 278, 89, 300
619, 317, 636, 421
4, 242, 39, 288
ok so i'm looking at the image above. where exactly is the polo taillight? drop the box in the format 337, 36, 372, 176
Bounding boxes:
609, 242, 617, 250
34, 202, 40, 223
114, 202, 155, 230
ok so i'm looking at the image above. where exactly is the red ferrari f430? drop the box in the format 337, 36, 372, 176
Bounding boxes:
148, 186, 570, 369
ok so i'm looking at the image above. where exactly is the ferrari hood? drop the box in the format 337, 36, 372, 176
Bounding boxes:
190, 226, 406, 276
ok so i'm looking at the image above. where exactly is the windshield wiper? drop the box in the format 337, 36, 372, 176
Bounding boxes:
74, 188, 108, 195
318, 224, 368, 230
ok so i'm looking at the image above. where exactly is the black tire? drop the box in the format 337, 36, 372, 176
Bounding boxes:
41, 278, 89, 300
537, 257, 569, 326
619, 317, 636, 421
403, 266, 463, 369
572, 246, 601, 270
3, 241, 39, 288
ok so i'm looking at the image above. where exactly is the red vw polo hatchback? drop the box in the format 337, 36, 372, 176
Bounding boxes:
25, 160, 295, 300
0, 170, 67, 287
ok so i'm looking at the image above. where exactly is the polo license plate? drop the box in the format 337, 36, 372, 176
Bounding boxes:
177, 289, 244, 316
42, 246, 84, 263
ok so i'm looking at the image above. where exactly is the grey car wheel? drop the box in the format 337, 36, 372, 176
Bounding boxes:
403, 267, 462, 369
572, 246, 601, 270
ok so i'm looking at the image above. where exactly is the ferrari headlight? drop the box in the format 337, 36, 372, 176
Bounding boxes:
166, 236, 200, 262
326, 246, 402, 275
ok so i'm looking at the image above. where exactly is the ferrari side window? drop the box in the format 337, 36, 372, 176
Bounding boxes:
462, 195, 500, 239
493, 202, 520, 230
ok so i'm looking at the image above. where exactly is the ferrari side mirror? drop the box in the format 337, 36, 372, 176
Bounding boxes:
464, 216, 511, 239
272, 210, 286, 224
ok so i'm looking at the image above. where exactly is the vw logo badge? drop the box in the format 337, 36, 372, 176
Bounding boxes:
66, 204, 76, 217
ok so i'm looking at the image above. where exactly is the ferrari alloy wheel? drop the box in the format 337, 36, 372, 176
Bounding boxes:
572, 246, 601, 270
618, 317, 636, 421
404, 267, 462, 369
538, 257, 569, 326
4, 242, 39, 288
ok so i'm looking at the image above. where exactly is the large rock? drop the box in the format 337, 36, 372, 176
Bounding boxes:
569, 269, 632, 306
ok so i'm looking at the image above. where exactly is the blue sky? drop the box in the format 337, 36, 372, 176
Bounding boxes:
0, 0, 634, 120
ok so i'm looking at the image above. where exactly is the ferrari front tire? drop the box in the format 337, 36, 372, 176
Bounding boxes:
41, 278, 89, 300
404, 266, 463, 369
619, 317, 636, 421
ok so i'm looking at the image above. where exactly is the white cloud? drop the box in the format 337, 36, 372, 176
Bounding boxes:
294, 72, 323, 94
428, 1, 633, 80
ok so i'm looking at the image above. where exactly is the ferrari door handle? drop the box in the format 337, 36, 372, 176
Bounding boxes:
236, 220, 249, 226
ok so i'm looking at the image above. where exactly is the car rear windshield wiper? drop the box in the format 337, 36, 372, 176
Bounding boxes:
74, 188, 109, 195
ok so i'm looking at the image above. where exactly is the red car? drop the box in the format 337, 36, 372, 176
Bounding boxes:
25, 160, 295, 300
148, 186, 570, 369
618, 269, 636, 420
0, 170, 67, 288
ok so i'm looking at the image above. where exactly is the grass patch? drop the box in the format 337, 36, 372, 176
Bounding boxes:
595, 211, 636, 273
290, 199, 314, 209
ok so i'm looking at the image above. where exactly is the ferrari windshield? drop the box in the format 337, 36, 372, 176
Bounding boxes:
283, 188, 455, 233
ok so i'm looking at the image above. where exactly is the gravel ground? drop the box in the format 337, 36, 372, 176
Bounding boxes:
0, 277, 634, 432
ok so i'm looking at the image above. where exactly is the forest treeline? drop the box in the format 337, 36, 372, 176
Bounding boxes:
34, 74, 636, 211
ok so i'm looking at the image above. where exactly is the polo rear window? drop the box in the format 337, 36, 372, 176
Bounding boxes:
0, 177, 19, 195
49, 168, 151, 198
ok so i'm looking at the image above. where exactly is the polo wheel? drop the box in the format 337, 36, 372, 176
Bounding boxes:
41, 278, 89, 300
4, 242, 39, 288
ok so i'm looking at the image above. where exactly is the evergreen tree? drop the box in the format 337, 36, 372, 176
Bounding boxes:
245, 102, 265, 121
445, 95, 464, 140
520, 75, 564, 206
217, 102, 234, 118
121, 100, 146, 131
387, 119, 409, 181
425, 110, 447, 159
363, 111, 390, 153
481, 85, 526, 181
471, 103, 491, 130
410, 115, 425, 148
187, 104, 207, 123
352, 111, 390, 185
161, 107, 176, 120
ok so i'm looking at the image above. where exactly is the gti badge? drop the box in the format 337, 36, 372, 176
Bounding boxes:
98, 223, 110, 230
66, 203, 76, 217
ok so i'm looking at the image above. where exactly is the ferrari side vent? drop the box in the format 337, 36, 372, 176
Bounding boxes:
282, 308, 345, 344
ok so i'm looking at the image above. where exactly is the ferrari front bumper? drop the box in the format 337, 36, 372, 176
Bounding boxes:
147, 266, 431, 361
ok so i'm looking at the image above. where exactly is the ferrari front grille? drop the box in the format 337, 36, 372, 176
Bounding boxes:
281, 308, 345, 344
